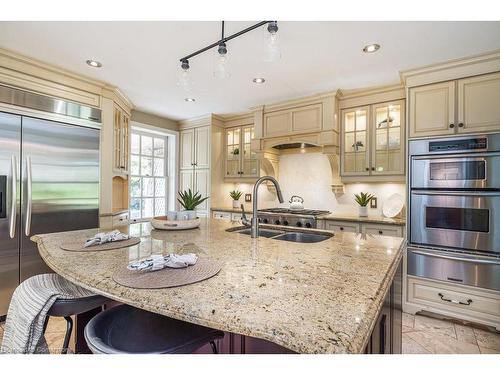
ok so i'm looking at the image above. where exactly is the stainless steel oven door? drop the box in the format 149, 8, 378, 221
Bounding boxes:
410, 190, 500, 254
411, 153, 500, 189
407, 246, 500, 291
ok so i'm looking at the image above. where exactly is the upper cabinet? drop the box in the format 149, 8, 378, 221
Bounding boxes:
457, 72, 500, 134
408, 72, 500, 138
180, 126, 211, 170
224, 124, 259, 178
340, 99, 405, 178
113, 104, 131, 175
263, 103, 322, 138
408, 81, 455, 138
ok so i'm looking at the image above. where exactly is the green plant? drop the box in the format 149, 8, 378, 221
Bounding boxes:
178, 189, 209, 210
229, 190, 243, 201
354, 192, 374, 207
232, 148, 240, 155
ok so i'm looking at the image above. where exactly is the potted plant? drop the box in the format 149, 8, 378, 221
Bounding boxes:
354, 192, 374, 217
177, 189, 209, 219
229, 190, 243, 209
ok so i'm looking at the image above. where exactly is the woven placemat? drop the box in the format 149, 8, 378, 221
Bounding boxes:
60, 237, 141, 252
112, 258, 222, 289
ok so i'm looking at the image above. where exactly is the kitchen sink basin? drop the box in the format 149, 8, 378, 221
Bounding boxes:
231, 228, 285, 238
272, 232, 332, 243
227, 227, 332, 243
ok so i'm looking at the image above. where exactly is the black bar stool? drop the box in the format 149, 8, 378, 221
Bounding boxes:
43, 295, 110, 354
84, 304, 224, 354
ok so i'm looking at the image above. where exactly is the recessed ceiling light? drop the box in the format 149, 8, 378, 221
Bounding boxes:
252, 78, 266, 84
86, 59, 102, 68
184, 98, 196, 102
362, 44, 380, 53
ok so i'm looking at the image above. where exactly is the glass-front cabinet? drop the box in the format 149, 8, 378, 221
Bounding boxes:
372, 102, 403, 175
342, 106, 369, 175
341, 100, 405, 178
225, 125, 259, 179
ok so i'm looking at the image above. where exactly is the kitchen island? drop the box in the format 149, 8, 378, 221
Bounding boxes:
32, 218, 404, 354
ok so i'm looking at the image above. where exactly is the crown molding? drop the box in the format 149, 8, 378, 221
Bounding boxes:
400, 49, 500, 87
249, 90, 336, 113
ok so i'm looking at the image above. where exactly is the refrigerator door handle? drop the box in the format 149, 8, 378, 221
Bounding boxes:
9, 155, 17, 239
25, 156, 32, 237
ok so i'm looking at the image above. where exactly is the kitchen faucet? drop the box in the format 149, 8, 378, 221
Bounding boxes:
250, 176, 284, 238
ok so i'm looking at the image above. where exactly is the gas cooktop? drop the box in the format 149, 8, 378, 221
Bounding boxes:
258, 208, 331, 216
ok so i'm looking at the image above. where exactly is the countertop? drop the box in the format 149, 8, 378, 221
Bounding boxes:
320, 213, 406, 226
32, 219, 404, 354
211, 207, 405, 225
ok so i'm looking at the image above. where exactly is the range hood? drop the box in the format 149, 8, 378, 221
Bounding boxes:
272, 142, 316, 150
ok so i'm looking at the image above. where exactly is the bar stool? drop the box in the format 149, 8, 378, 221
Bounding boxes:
43, 295, 110, 354
84, 304, 224, 354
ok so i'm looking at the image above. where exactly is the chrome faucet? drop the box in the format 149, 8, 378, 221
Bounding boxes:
251, 176, 284, 238
240, 204, 252, 227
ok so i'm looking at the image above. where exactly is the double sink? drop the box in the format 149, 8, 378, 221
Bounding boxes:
227, 226, 333, 243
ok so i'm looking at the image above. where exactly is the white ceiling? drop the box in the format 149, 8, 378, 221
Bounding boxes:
0, 21, 499, 120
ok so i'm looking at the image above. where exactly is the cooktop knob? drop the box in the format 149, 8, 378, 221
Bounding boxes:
296, 222, 303, 227
305, 222, 312, 228
274, 219, 281, 225
262, 218, 269, 224
283, 220, 289, 226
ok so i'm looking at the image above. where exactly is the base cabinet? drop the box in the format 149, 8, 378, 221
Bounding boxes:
365, 257, 403, 354
319, 219, 404, 238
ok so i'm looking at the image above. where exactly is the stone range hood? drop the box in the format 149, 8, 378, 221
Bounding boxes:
250, 92, 344, 195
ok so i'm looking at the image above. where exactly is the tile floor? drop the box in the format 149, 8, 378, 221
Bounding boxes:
1, 313, 500, 354
402, 313, 500, 354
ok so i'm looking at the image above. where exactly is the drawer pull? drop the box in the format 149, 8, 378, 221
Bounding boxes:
438, 293, 473, 306
339, 227, 344, 231
378, 230, 383, 235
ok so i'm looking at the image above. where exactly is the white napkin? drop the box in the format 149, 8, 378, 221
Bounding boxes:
84, 230, 130, 247
127, 253, 198, 272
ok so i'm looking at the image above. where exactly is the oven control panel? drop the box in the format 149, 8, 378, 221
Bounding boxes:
429, 137, 487, 152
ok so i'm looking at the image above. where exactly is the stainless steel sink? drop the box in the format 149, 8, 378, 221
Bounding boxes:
272, 232, 332, 243
231, 228, 285, 238
227, 227, 332, 243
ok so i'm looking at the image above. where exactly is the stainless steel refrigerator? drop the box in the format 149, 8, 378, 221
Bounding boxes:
0, 87, 100, 316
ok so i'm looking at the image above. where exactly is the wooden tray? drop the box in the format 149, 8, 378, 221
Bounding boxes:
150, 216, 200, 230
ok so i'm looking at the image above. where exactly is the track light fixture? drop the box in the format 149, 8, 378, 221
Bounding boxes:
177, 21, 280, 89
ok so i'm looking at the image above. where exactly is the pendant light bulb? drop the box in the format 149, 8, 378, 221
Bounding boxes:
177, 59, 193, 92
213, 42, 231, 79
263, 21, 281, 63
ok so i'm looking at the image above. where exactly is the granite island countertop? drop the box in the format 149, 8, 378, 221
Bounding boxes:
32, 219, 404, 354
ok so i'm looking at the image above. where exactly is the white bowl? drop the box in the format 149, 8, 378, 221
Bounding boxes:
150, 216, 200, 230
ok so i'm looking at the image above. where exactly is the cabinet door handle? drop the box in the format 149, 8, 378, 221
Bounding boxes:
365, 167, 369, 171
458, 123, 464, 128
378, 230, 383, 235
380, 314, 387, 354
449, 123, 455, 128
339, 227, 344, 231
371, 167, 375, 171
438, 293, 472, 306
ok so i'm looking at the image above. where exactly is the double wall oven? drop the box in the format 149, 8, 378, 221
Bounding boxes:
408, 134, 500, 291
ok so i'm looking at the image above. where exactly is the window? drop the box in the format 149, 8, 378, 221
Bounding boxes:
129, 130, 169, 220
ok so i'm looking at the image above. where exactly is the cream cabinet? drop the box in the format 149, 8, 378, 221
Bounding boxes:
409, 72, 500, 138
457, 72, 500, 134
406, 276, 500, 331
408, 81, 455, 138
113, 105, 131, 175
341, 100, 405, 177
319, 219, 404, 237
180, 126, 210, 170
224, 125, 259, 179
179, 125, 211, 216
361, 223, 403, 237
263, 103, 322, 138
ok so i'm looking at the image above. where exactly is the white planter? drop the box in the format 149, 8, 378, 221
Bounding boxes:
358, 206, 368, 217
232, 200, 240, 209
